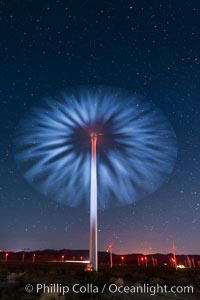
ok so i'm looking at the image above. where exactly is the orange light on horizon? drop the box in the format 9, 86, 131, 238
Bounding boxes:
32, 253, 36, 263
5, 252, 9, 262
121, 256, 124, 266
171, 258, 176, 262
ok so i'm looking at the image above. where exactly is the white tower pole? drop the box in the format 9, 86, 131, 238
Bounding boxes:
90, 132, 98, 271
172, 240, 177, 269
109, 244, 113, 268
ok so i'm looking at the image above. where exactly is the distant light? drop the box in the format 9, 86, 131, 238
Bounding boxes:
66, 260, 90, 264
171, 258, 176, 262
177, 265, 186, 269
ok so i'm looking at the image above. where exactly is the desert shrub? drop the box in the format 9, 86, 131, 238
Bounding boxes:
149, 277, 164, 284
7, 272, 25, 283
40, 292, 65, 300
109, 277, 124, 286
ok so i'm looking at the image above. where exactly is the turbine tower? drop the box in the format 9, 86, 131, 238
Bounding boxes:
172, 240, 177, 269
90, 132, 98, 271
14, 88, 177, 273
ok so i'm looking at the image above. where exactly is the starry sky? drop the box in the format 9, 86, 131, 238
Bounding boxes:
0, 0, 200, 255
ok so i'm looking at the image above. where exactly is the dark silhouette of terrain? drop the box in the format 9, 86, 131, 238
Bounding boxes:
0, 250, 200, 299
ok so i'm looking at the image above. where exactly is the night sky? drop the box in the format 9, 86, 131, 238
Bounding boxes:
0, 0, 200, 255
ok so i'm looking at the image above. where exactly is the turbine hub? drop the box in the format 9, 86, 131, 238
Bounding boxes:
91, 132, 97, 141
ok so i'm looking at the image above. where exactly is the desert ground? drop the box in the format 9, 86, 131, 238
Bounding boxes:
0, 261, 200, 300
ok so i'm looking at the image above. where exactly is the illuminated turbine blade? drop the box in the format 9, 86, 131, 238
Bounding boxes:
14, 87, 177, 209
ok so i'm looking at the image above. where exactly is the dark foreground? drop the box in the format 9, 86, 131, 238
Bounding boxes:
0, 262, 200, 300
